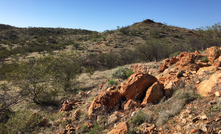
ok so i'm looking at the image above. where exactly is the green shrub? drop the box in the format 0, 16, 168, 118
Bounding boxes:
127, 127, 140, 134
119, 26, 130, 35
86, 122, 103, 134
0, 63, 19, 80
131, 111, 150, 125
6, 53, 81, 105
199, 56, 209, 62
149, 30, 163, 38
0, 110, 45, 134
110, 67, 131, 79
85, 67, 95, 78
126, 69, 134, 78
82, 124, 88, 131
108, 80, 117, 85
169, 52, 180, 58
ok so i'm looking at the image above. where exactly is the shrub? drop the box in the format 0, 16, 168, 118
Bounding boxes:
85, 66, 95, 78
127, 128, 140, 134
0, 110, 45, 133
86, 122, 103, 134
108, 80, 117, 85
198, 56, 209, 62
110, 67, 131, 79
6, 53, 81, 105
131, 111, 152, 125
156, 85, 199, 126
7, 60, 60, 105
149, 30, 163, 39
126, 69, 134, 78
119, 26, 130, 35
169, 52, 180, 58
0, 63, 19, 80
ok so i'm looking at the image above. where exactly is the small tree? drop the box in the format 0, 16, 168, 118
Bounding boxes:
6, 53, 81, 105
6, 59, 59, 105
46, 53, 81, 91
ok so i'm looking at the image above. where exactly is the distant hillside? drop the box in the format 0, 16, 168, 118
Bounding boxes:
0, 19, 220, 69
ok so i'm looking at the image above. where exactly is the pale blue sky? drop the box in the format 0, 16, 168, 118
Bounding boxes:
0, 0, 220, 32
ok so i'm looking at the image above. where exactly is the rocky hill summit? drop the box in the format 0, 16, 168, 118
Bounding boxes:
54, 46, 221, 134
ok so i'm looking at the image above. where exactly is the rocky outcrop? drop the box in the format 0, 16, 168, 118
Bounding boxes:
131, 63, 156, 75
141, 81, 164, 107
197, 70, 221, 96
139, 123, 156, 134
123, 99, 139, 111
196, 66, 217, 79
205, 46, 220, 63
59, 99, 85, 112
107, 122, 128, 134
119, 73, 158, 100
88, 90, 122, 119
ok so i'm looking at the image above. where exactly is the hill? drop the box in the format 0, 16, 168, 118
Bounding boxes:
0, 20, 221, 134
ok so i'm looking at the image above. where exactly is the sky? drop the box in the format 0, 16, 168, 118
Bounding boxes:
0, 0, 220, 32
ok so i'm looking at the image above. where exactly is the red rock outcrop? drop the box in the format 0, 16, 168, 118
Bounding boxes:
196, 66, 218, 79
197, 70, 221, 96
141, 81, 164, 107
196, 60, 209, 67
119, 73, 158, 100
107, 122, 128, 134
164, 57, 179, 67
156, 64, 168, 74
205, 46, 220, 63
88, 90, 122, 119
131, 63, 155, 74
156, 57, 179, 74
123, 99, 140, 111
175, 52, 201, 71
59, 99, 84, 112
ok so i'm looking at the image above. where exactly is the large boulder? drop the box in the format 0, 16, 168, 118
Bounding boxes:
197, 71, 221, 96
107, 122, 128, 134
119, 73, 158, 100
175, 52, 200, 71
88, 90, 122, 119
205, 46, 220, 63
141, 81, 165, 107
196, 66, 218, 79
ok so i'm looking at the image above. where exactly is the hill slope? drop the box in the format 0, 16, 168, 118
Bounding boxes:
0, 20, 221, 134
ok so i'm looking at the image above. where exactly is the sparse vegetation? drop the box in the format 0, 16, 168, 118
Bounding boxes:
0, 21, 221, 134
199, 56, 209, 62
108, 80, 117, 85
131, 111, 153, 125
110, 67, 132, 79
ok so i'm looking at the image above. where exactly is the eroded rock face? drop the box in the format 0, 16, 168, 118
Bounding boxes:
197, 71, 221, 96
119, 73, 158, 100
123, 99, 139, 111
141, 81, 164, 107
205, 46, 220, 63
59, 99, 84, 112
164, 57, 179, 67
107, 122, 128, 134
164, 81, 177, 97
196, 66, 218, 79
88, 90, 122, 119
131, 64, 156, 74
156, 64, 168, 74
